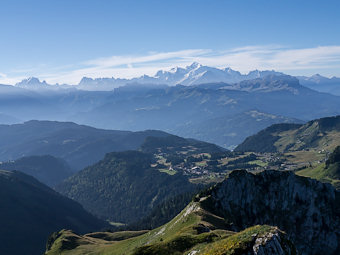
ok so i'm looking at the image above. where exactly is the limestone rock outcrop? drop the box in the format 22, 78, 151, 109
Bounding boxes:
202, 170, 340, 255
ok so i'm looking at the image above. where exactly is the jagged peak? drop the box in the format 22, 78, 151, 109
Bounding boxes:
187, 62, 202, 69
79, 76, 94, 82
15, 77, 48, 86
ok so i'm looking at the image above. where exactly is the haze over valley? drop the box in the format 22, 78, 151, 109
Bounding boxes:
0, 66, 340, 149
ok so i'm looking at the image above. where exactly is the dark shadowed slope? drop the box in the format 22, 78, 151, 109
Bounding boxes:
0, 120, 169, 170
0, 170, 105, 255
0, 155, 73, 187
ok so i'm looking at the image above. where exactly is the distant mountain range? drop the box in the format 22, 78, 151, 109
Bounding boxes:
10, 62, 340, 95
298, 74, 340, 95
71, 75, 340, 148
1, 74, 340, 149
13, 62, 286, 90
1, 64, 340, 149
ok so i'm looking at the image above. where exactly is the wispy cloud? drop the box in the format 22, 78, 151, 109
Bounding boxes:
84, 49, 210, 67
0, 72, 26, 85
1, 45, 340, 85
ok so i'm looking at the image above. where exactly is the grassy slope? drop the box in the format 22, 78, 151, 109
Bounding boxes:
197, 225, 294, 255
275, 129, 340, 153
296, 163, 340, 189
236, 116, 340, 154
46, 230, 149, 255
46, 198, 294, 255
46, 200, 233, 255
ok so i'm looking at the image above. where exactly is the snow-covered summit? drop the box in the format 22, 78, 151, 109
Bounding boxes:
145, 63, 284, 86
15, 77, 74, 91
15, 77, 49, 88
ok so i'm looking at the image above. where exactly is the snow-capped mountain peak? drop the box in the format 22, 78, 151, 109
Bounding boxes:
15, 64, 314, 92
187, 62, 202, 70
15, 77, 49, 88
75, 63, 286, 89
79, 62, 279, 90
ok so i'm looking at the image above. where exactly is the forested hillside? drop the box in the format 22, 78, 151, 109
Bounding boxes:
56, 151, 198, 223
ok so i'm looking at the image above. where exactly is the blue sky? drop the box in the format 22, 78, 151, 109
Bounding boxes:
0, 0, 340, 84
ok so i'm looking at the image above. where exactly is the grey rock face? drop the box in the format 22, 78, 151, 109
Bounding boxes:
253, 228, 294, 255
207, 170, 340, 255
